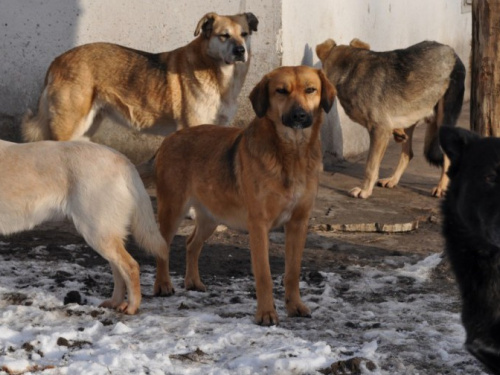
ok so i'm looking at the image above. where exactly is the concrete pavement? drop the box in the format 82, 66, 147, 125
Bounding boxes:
311, 103, 471, 233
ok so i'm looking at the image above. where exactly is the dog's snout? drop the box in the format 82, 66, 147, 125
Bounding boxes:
292, 108, 308, 123
233, 45, 246, 57
283, 105, 313, 129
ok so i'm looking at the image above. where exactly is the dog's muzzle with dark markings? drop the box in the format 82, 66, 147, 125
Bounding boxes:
232, 44, 246, 62
282, 105, 313, 129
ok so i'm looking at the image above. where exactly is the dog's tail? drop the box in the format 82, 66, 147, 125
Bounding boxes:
424, 54, 466, 166
21, 86, 54, 142
21, 109, 53, 142
129, 169, 168, 261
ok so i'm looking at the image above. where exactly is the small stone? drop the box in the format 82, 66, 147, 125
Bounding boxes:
63, 291, 82, 305
57, 337, 70, 347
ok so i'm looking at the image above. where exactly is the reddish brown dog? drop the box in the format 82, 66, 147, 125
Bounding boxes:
153, 66, 336, 325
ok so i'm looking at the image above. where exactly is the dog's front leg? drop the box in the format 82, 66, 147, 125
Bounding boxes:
284, 213, 311, 318
154, 256, 175, 296
248, 220, 278, 326
378, 124, 415, 189
349, 126, 391, 199
185, 213, 218, 291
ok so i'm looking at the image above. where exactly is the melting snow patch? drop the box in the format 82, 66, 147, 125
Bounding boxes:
0, 248, 488, 375
397, 253, 443, 282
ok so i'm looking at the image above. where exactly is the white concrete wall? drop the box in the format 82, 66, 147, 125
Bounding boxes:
0, 0, 282, 161
0, 0, 281, 117
0, 0, 472, 163
282, 0, 472, 162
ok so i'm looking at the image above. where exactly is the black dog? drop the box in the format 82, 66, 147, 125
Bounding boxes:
440, 126, 500, 374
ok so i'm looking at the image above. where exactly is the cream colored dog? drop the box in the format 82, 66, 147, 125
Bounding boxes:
0, 140, 172, 314
22, 12, 258, 141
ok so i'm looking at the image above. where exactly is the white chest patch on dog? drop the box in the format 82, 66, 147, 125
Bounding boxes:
273, 190, 302, 228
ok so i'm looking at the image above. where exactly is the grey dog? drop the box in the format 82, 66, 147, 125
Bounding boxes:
317, 38, 465, 199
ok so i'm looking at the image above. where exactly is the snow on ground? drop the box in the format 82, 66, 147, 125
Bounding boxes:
0, 238, 489, 375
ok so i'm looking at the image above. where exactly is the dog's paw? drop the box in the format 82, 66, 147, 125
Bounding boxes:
431, 185, 446, 198
99, 299, 138, 315
118, 302, 139, 315
153, 281, 175, 297
377, 177, 398, 189
255, 309, 280, 326
286, 300, 312, 318
99, 299, 117, 309
348, 187, 371, 199
184, 279, 207, 292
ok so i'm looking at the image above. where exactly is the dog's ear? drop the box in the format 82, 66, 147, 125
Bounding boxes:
318, 69, 336, 114
245, 12, 259, 33
439, 127, 480, 175
316, 39, 336, 62
194, 12, 218, 37
350, 38, 370, 50
249, 75, 270, 118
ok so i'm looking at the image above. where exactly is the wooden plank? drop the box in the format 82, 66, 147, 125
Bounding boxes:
311, 220, 419, 233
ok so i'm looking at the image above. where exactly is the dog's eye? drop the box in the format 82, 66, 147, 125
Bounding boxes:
276, 88, 289, 95
305, 87, 317, 94
241, 32, 248, 38
219, 33, 230, 41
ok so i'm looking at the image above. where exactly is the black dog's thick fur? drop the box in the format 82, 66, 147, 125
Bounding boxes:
440, 126, 500, 374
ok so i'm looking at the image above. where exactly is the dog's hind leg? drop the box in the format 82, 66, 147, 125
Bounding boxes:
96, 237, 142, 314
349, 126, 391, 199
423, 110, 448, 197
426, 56, 465, 197
128, 174, 174, 297
184, 208, 218, 292
378, 124, 416, 189
155, 195, 187, 296
48, 85, 98, 141
432, 154, 451, 197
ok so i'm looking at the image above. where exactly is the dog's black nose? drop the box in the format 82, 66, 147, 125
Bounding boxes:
292, 109, 308, 123
283, 106, 312, 129
233, 45, 246, 56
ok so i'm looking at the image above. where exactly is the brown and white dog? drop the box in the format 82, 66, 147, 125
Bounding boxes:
0, 140, 172, 314
152, 66, 336, 325
316, 38, 465, 199
21, 12, 259, 141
